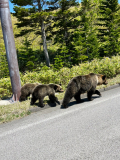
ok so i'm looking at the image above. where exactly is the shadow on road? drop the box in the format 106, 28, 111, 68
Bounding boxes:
30, 95, 101, 113
60, 95, 101, 109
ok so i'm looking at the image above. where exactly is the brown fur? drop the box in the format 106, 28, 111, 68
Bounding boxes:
30, 84, 64, 107
62, 73, 108, 108
20, 83, 40, 101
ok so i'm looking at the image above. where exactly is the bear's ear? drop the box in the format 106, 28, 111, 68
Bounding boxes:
59, 83, 62, 86
54, 85, 58, 91
102, 75, 106, 80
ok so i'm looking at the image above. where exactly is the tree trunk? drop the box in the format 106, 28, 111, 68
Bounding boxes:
41, 20, 50, 67
37, 0, 50, 67
0, 0, 21, 101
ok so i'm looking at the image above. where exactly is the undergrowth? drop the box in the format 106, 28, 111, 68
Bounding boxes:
0, 56, 120, 99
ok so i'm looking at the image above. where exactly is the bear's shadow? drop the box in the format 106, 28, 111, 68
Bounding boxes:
61, 95, 100, 109
34, 95, 100, 109
34, 100, 58, 108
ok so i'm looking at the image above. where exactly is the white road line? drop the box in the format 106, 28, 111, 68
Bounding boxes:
0, 93, 120, 138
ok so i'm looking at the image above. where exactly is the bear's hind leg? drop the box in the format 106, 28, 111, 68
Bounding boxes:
20, 94, 26, 101
74, 91, 83, 103
62, 95, 73, 108
87, 90, 94, 101
62, 86, 76, 108
30, 96, 37, 105
94, 90, 101, 97
38, 97, 45, 108
49, 94, 60, 105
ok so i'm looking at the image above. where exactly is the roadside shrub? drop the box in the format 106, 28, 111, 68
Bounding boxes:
1, 55, 120, 99
0, 78, 12, 99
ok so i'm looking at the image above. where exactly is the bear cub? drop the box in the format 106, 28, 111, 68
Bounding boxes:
20, 83, 40, 101
62, 73, 108, 108
31, 84, 64, 107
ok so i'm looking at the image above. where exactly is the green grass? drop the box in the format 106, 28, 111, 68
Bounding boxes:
0, 100, 31, 124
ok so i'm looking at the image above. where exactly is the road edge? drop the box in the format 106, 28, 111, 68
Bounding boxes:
29, 83, 120, 113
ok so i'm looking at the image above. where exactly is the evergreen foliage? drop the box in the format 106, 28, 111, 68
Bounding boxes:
10, 0, 56, 67
97, 0, 120, 57
1, 0, 120, 78
17, 37, 38, 72
51, 0, 79, 67
71, 0, 99, 64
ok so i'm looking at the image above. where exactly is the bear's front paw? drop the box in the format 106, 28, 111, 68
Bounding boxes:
61, 104, 68, 109
38, 104, 45, 108
88, 98, 94, 101
57, 101, 60, 105
30, 102, 34, 105
76, 99, 84, 103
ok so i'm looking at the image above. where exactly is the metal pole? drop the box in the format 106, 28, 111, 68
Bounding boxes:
0, 0, 21, 101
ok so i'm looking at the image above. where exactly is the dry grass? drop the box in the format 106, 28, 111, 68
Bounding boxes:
0, 74, 120, 124
0, 100, 31, 124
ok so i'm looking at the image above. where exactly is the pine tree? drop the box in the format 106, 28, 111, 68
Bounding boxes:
17, 37, 38, 71
51, 0, 79, 67
97, 0, 120, 57
10, 0, 59, 67
71, 0, 99, 64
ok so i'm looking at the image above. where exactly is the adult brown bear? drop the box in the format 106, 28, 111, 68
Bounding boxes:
20, 83, 40, 101
62, 73, 108, 108
30, 84, 64, 107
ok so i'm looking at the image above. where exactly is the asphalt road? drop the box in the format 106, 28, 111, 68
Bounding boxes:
0, 87, 120, 160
